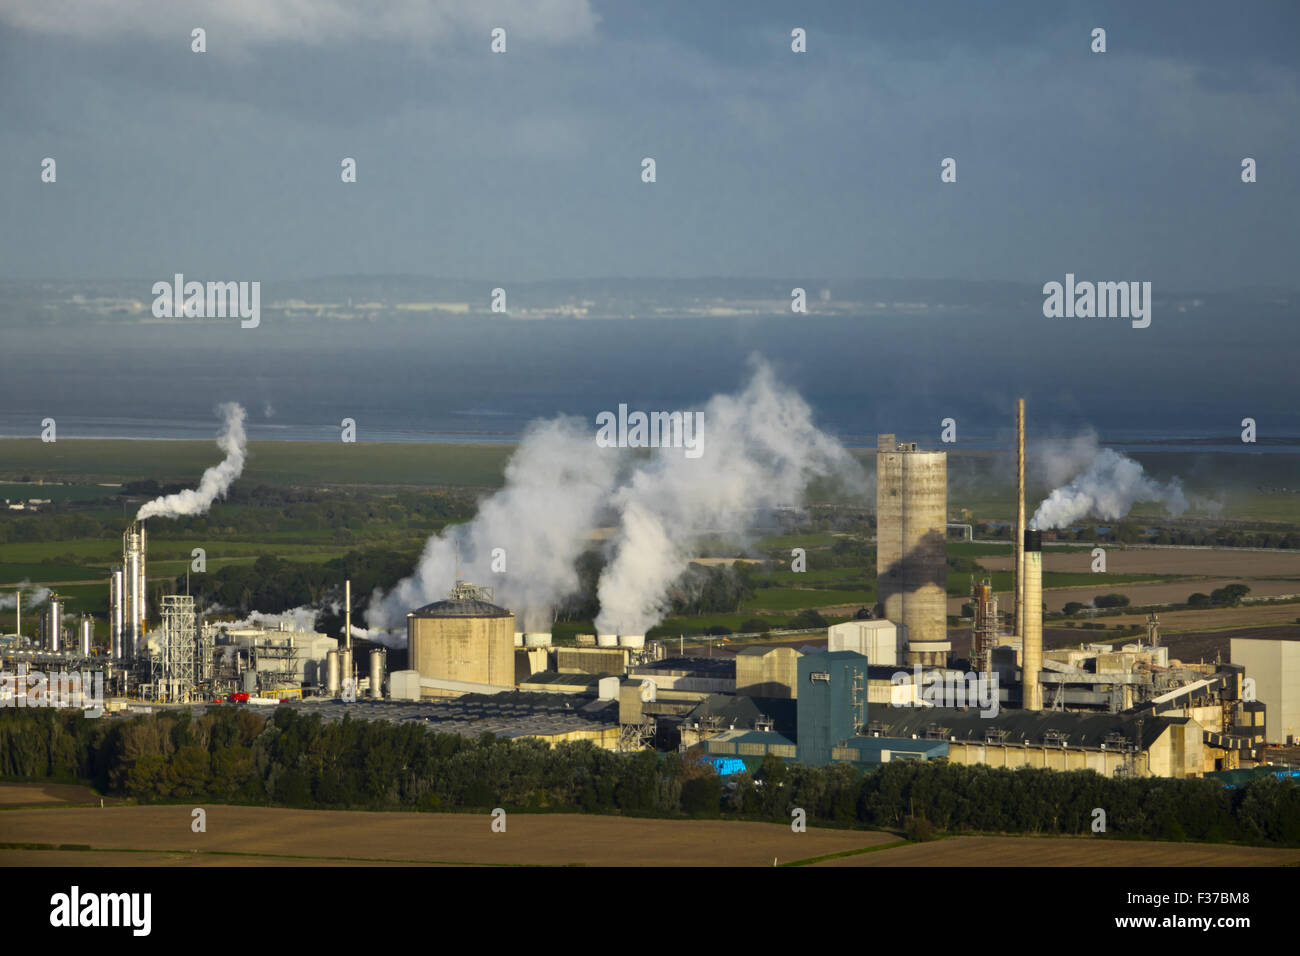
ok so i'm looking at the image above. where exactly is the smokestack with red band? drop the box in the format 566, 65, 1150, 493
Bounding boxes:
1022, 529, 1043, 711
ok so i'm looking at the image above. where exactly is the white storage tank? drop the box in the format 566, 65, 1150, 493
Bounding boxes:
369, 648, 386, 699
326, 649, 341, 696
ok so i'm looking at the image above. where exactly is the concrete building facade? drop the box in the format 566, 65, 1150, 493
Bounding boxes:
1230, 638, 1300, 744
876, 434, 949, 665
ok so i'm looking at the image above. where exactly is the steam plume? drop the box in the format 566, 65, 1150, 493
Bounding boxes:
137, 403, 247, 520
1031, 438, 1187, 529
0, 582, 51, 609
368, 360, 862, 642
367, 415, 621, 634
594, 361, 860, 634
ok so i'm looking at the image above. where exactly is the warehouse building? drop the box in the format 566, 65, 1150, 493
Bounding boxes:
1230, 637, 1299, 745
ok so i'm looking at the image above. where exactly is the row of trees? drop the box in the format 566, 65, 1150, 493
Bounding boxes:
2, 708, 1297, 845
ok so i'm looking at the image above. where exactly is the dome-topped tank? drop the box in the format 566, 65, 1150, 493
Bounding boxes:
407, 582, 515, 693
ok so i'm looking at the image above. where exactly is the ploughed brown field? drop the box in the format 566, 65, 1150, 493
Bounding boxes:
0, 783, 109, 807
2, 802, 1296, 867
0, 804, 896, 867
981, 548, 1300, 578
812, 835, 1300, 867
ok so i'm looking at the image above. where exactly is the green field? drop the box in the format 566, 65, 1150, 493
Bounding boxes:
0, 563, 107, 585
0, 439, 513, 488
742, 587, 875, 611
947, 570, 1183, 597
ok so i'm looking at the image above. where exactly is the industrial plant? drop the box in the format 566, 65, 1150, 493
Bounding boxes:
0, 405, 1294, 782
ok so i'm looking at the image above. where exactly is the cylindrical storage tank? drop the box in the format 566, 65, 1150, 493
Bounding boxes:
1022, 530, 1043, 711
513, 631, 524, 647
326, 649, 341, 697
126, 544, 141, 660
47, 597, 63, 653
369, 648, 386, 699
524, 632, 551, 647
340, 647, 353, 693
408, 594, 515, 689
110, 569, 124, 659
596, 633, 619, 648
618, 634, 645, 649
80, 616, 93, 656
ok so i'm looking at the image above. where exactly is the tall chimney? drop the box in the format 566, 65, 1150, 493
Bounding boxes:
1015, 399, 1026, 641
345, 579, 352, 652
1022, 529, 1043, 711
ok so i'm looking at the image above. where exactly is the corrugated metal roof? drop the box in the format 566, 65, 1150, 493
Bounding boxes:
684, 694, 798, 738
871, 706, 1187, 751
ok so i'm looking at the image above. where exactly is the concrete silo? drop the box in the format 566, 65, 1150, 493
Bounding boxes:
407, 582, 516, 696
876, 434, 949, 666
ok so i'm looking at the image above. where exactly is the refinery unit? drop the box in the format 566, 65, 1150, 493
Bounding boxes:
0, 404, 1293, 780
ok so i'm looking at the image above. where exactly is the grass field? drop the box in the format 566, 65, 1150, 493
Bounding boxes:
0, 439, 514, 488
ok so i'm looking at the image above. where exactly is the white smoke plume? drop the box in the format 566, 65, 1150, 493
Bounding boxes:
0, 582, 51, 609
1031, 442, 1188, 530
213, 605, 321, 633
368, 360, 862, 642
593, 360, 862, 635
137, 403, 247, 520
367, 415, 622, 635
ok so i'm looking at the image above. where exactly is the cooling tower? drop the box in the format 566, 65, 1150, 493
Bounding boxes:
876, 434, 949, 666
513, 631, 524, 647
524, 632, 552, 647
619, 634, 646, 649
596, 633, 619, 648
1022, 530, 1043, 711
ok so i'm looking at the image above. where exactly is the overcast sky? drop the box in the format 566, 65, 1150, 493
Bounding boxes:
2, 0, 1297, 288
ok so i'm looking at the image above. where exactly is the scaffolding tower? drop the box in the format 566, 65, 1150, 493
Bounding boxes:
151, 594, 199, 703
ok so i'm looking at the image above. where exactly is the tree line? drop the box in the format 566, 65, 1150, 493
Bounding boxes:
1, 708, 1296, 846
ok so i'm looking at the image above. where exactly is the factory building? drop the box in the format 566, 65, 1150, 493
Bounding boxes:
276, 692, 621, 749
208, 622, 338, 694
827, 619, 903, 668
796, 650, 870, 766
407, 582, 516, 698
1230, 638, 1299, 745
735, 645, 801, 698
871, 707, 1204, 778
876, 434, 949, 666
